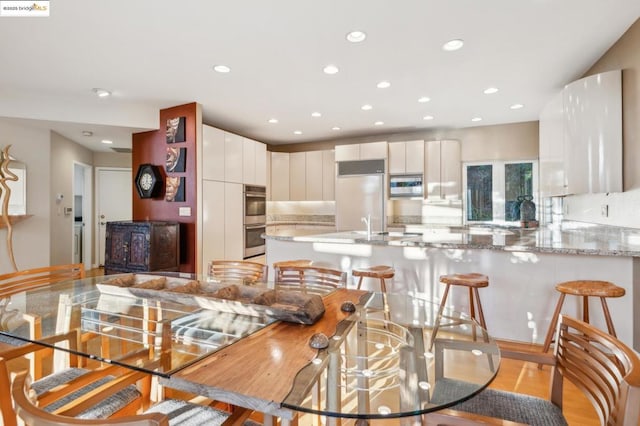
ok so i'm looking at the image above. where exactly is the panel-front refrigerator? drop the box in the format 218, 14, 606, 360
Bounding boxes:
335, 159, 386, 232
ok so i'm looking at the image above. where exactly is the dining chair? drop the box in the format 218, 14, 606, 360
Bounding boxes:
12, 369, 257, 426
425, 314, 640, 426
0, 263, 86, 371
274, 265, 347, 294
207, 260, 268, 284
0, 330, 147, 426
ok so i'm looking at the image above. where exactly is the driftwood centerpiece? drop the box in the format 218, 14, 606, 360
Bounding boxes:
99, 274, 326, 325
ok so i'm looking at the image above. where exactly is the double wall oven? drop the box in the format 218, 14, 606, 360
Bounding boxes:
243, 185, 266, 259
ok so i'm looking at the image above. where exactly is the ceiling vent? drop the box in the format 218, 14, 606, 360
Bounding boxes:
111, 147, 132, 153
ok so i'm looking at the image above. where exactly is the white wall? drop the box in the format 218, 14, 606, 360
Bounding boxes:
0, 119, 51, 272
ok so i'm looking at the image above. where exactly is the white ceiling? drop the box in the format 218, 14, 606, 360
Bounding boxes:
1, 0, 639, 152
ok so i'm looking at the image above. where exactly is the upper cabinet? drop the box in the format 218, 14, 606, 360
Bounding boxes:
270, 152, 290, 201
335, 141, 387, 161
539, 70, 622, 196
425, 140, 461, 200
270, 150, 335, 201
202, 124, 267, 186
389, 140, 424, 174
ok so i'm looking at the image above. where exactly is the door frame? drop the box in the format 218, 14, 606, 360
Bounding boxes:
72, 161, 93, 270
95, 167, 132, 267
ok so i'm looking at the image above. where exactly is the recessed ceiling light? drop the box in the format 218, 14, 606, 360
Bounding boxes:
418, 96, 431, 103
332, 126, 341, 131
268, 118, 278, 124
213, 65, 231, 73
101, 139, 113, 144
376, 81, 391, 89
374, 121, 384, 126
471, 117, 482, 122
510, 103, 524, 110
293, 130, 302, 135
442, 39, 464, 51
311, 112, 322, 117
82, 130, 93, 137
92, 88, 111, 98
323, 64, 339, 75
346, 30, 367, 43
423, 115, 434, 121
361, 104, 373, 111
483, 87, 499, 94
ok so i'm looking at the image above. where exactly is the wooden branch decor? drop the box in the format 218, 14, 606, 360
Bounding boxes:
0, 145, 18, 271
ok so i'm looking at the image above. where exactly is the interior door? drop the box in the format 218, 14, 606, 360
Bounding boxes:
96, 168, 132, 266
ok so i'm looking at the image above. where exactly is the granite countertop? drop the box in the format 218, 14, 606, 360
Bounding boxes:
264, 222, 640, 257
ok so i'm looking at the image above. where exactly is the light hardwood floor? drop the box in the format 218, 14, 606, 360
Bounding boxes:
80, 268, 599, 425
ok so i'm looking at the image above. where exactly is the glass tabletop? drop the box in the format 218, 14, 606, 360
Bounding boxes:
0, 273, 276, 377
0, 272, 500, 419
281, 291, 500, 419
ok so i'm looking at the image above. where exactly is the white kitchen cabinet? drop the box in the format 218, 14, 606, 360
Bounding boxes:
305, 151, 323, 200
289, 152, 306, 201
322, 150, 335, 201
539, 70, 622, 196
539, 93, 566, 197
202, 180, 244, 270
242, 137, 256, 185
389, 140, 424, 174
202, 180, 225, 265
202, 125, 225, 181
270, 152, 290, 201
265, 148, 271, 199
255, 142, 267, 186
224, 132, 243, 183
425, 140, 461, 200
360, 141, 388, 160
335, 144, 360, 161
335, 142, 387, 161
224, 182, 244, 260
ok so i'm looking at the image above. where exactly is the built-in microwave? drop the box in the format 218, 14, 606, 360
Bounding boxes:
389, 174, 424, 198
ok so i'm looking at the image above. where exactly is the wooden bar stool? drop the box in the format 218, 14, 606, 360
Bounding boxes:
273, 259, 312, 281
541, 280, 625, 354
429, 272, 490, 351
352, 265, 395, 292
352, 265, 394, 321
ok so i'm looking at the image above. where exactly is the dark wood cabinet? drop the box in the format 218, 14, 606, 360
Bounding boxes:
104, 221, 180, 275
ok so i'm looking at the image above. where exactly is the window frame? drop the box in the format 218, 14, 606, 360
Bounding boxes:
462, 159, 539, 225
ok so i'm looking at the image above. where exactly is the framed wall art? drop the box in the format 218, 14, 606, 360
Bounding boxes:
166, 146, 186, 173
166, 116, 186, 143
165, 176, 185, 202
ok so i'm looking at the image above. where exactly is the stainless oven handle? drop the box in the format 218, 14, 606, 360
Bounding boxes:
245, 192, 267, 198
245, 224, 266, 229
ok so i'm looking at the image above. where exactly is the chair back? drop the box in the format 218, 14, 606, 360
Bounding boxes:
551, 314, 640, 426
0, 263, 85, 298
12, 370, 167, 426
207, 260, 267, 284
274, 265, 347, 294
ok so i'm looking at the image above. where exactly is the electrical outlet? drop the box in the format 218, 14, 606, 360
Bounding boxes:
601, 204, 609, 217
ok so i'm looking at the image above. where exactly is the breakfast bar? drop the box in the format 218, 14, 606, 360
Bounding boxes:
265, 222, 640, 352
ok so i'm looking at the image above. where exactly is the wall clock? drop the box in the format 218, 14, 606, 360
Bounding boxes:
135, 164, 162, 198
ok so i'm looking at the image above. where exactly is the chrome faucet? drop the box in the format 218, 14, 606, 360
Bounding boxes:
361, 214, 372, 238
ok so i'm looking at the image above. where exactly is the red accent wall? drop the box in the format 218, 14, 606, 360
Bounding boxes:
132, 102, 198, 273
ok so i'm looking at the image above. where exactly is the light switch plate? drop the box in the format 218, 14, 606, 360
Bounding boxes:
178, 207, 191, 217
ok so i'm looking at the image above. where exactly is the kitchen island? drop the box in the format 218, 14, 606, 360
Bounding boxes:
265, 222, 640, 351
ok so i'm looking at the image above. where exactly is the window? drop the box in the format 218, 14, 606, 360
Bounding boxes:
463, 160, 538, 224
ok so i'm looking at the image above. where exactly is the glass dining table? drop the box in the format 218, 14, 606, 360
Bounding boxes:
0, 272, 500, 425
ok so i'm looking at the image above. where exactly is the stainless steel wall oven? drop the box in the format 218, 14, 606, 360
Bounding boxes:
243, 185, 266, 258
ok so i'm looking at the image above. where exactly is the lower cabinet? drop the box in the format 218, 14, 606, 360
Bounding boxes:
202, 180, 243, 274
104, 221, 180, 275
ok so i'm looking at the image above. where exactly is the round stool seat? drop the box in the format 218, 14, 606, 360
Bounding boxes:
440, 273, 489, 288
556, 280, 625, 298
352, 265, 395, 279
